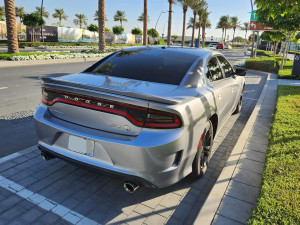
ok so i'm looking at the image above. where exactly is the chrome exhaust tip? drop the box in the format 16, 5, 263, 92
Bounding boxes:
41, 152, 54, 161
123, 181, 139, 193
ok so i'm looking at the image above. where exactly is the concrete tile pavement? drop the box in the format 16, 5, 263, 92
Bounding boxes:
195, 72, 278, 225
0, 74, 266, 225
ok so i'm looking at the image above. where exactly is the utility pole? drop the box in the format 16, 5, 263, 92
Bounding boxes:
250, 0, 255, 57
40, 0, 44, 42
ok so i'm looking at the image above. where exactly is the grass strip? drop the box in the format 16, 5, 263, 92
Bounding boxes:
249, 85, 300, 224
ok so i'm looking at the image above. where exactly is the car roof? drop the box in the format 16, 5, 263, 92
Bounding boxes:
121, 46, 213, 58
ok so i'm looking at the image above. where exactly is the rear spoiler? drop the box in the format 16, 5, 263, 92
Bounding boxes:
40, 77, 181, 105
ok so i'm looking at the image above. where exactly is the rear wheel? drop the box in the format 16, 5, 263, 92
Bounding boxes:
192, 120, 213, 178
233, 96, 242, 114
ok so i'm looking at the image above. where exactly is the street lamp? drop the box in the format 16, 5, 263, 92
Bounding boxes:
155, 10, 166, 31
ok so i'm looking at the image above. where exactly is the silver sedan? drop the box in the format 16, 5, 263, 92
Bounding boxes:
34, 46, 246, 192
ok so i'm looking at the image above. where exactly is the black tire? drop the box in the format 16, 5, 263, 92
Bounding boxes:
192, 120, 213, 178
233, 96, 242, 115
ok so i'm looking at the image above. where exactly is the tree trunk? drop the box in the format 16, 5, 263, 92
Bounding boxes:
143, 0, 148, 46
191, 10, 196, 47
4, 0, 19, 53
280, 35, 290, 69
202, 24, 206, 48
224, 29, 227, 43
197, 14, 202, 48
98, 0, 106, 51
167, 0, 173, 46
221, 28, 224, 43
279, 42, 283, 56
181, 6, 187, 47
232, 28, 235, 46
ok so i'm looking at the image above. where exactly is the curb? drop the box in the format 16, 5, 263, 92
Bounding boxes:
0, 145, 37, 165
194, 71, 273, 225
0, 57, 99, 68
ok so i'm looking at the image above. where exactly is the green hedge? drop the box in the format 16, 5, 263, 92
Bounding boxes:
244, 57, 279, 73
18, 42, 144, 48
278, 61, 300, 80
288, 51, 300, 55
249, 85, 300, 224
0, 51, 69, 60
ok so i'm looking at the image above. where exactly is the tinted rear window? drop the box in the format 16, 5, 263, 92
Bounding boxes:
90, 48, 198, 85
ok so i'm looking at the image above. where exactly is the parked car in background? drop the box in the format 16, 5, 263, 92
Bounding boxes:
225, 44, 232, 50
34, 46, 246, 192
217, 43, 225, 49
208, 43, 217, 48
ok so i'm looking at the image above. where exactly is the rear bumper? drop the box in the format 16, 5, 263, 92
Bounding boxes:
34, 105, 201, 188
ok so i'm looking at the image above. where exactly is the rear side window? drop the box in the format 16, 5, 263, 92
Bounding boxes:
206, 58, 223, 82
218, 56, 234, 78
90, 48, 198, 85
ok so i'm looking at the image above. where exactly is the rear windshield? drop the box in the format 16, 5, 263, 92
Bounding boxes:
89, 48, 198, 85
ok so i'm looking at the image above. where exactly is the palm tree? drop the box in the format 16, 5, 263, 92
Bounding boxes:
98, 0, 105, 51
167, 0, 174, 45
35, 7, 49, 19
143, 0, 148, 46
137, 12, 150, 23
94, 10, 107, 22
216, 16, 227, 42
4, 0, 19, 53
201, 9, 210, 47
113, 10, 127, 27
197, 5, 207, 48
73, 14, 88, 29
187, 17, 199, 29
189, 0, 206, 47
0, 6, 5, 20
176, 0, 189, 47
230, 16, 240, 45
218, 15, 231, 43
242, 22, 249, 43
52, 9, 68, 26
15, 7, 25, 23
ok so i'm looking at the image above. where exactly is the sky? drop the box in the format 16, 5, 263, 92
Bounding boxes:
1, 0, 256, 39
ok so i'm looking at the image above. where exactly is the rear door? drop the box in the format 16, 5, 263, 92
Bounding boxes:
205, 57, 230, 126
217, 56, 240, 113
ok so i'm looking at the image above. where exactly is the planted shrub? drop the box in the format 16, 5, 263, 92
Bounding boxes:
244, 57, 279, 73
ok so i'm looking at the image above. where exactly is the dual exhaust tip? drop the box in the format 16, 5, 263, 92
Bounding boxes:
40, 150, 139, 193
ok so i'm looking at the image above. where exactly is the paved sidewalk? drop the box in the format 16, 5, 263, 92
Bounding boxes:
0, 74, 266, 225
195, 72, 278, 224
278, 79, 300, 86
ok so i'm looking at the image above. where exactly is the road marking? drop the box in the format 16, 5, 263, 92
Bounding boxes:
0, 175, 98, 224
0, 145, 37, 165
0, 87, 8, 90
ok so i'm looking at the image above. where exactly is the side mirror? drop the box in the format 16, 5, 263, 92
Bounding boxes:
235, 68, 247, 76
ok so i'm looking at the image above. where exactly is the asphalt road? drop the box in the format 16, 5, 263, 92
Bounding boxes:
0, 50, 249, 157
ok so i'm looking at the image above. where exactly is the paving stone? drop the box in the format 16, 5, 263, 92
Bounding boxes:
141, 195, 164, 209
217, 195, 255, 224
20, 207, 45, 223
8, 218, 28, 225
134, 204, 153, 215
0, 195, 23, 213
87, 209, 106, 223
244, 141, 268, 153
103, 211, 127, 224
172, 202, 194, 221
77, 217, 98, 225
143, 212, 166, 225
232, 166, 262, 188
124, 211, 146, 225
225, 180, 260, 204
63, 212, 82, 224
0, 206, 25, 223
38, 211, 61, 224
241, 149, 266, 163
159, 193, 181, 208
153, 204, 174, 218
237, 158, 265, 174
212, 214, 243, 225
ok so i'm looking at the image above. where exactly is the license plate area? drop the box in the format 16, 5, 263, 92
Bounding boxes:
68, 135, 88, 155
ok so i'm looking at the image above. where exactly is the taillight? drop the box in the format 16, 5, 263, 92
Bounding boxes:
42, 88, 182, 129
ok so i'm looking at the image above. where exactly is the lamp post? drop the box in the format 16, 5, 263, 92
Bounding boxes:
162, 20, 167, 40
155, 10, 166, 31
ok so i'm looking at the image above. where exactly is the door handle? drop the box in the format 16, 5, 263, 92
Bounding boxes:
218, 94, 222, 99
